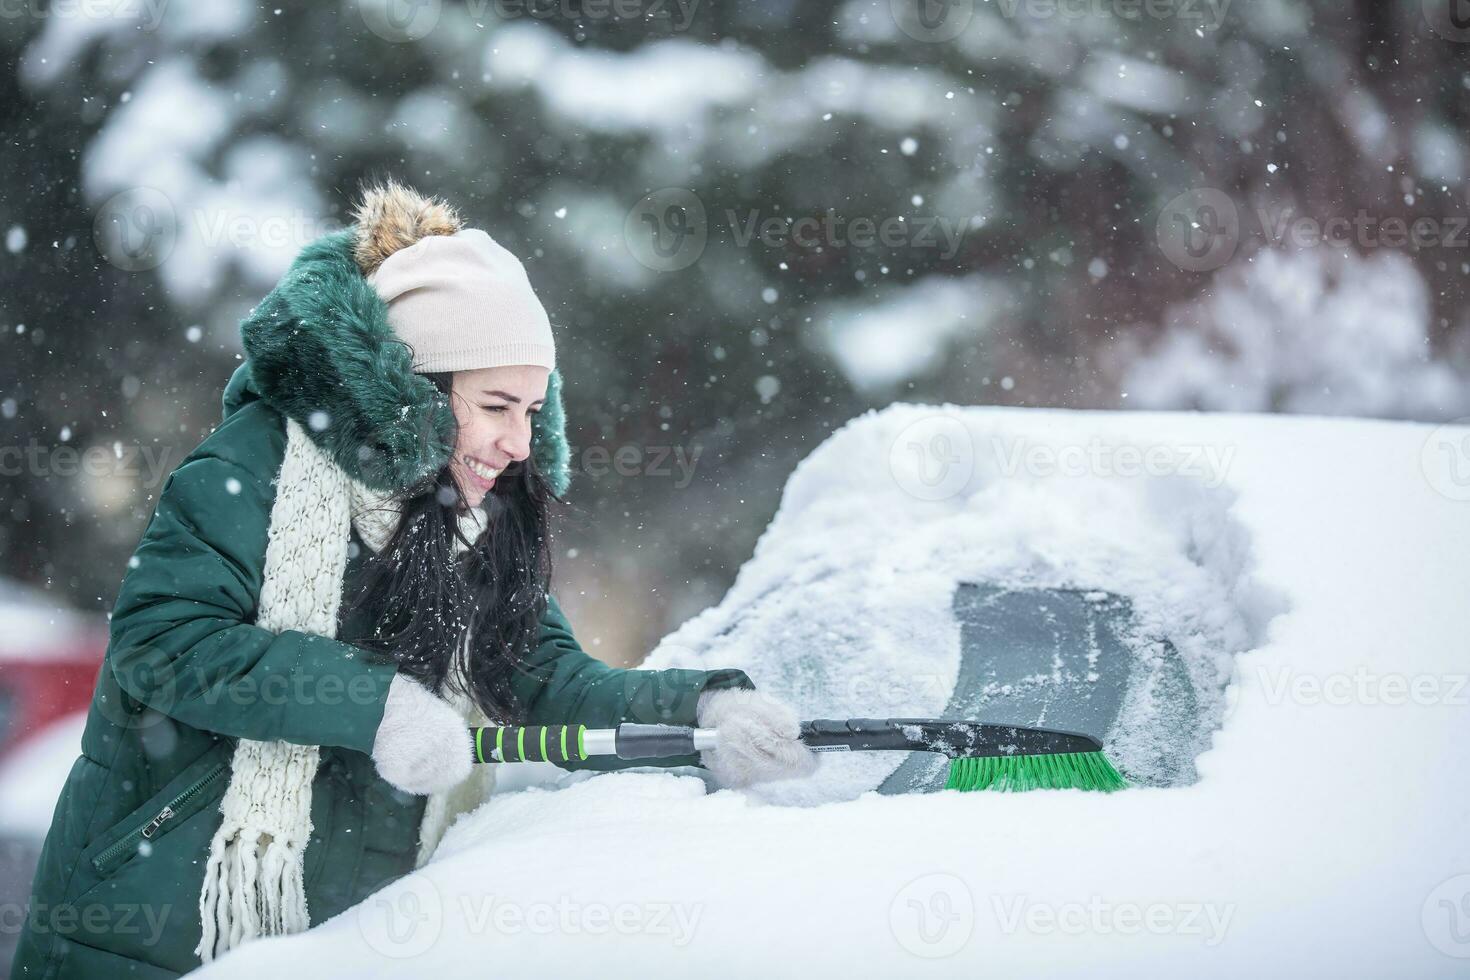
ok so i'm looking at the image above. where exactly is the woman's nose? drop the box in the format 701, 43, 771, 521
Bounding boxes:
498, 417, 533, 462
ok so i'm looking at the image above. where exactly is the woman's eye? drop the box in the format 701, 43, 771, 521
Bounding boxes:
480, 404, 508, 414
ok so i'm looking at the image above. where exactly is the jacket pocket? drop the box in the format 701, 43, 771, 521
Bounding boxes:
85, 748, 230, 879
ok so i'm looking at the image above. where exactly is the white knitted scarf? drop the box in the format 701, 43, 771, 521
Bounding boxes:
196, 418, 496, 962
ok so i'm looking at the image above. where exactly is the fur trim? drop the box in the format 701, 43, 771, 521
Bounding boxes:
236, 221, 573, 497
240, 229, 455, 492
535, 368, 570, 495
351, 178, 463, 276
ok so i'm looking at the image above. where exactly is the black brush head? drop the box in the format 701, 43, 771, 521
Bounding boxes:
800, 718, 1104, 758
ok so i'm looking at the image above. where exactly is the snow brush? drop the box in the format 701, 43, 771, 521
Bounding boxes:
467, 718, 1126, 792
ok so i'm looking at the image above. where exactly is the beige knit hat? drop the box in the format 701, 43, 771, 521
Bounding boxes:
353, 181, 556, 374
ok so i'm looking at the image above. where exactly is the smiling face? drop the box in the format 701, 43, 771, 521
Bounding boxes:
446, 364, 550, 507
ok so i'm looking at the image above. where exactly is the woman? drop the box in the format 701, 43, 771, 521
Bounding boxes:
11, 180, 816, 979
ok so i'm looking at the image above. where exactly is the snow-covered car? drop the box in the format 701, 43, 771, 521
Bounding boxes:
180, 406, 1469, 977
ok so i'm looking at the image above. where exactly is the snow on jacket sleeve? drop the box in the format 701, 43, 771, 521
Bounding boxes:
107, 441, 399, 755
510, 593, 754, 771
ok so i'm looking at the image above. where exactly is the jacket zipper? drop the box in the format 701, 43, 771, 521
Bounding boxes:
93, 762, 228, 875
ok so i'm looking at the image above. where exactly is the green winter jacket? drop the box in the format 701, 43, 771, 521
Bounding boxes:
10, 229, 752, 979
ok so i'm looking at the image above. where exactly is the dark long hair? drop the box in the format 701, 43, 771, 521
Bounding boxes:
341, 370, 555, 724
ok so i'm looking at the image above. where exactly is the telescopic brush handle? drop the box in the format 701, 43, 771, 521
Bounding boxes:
469, 724, 716, 763
471, 718, 1100, 764
470, 725, 588, 764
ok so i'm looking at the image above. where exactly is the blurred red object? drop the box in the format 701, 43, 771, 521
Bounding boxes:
0, 579, 106, 765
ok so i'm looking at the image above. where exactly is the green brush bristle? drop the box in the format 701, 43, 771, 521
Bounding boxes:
945, 752, 1128, 793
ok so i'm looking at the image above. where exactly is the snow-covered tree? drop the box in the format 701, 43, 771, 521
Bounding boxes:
1123, 247, 1468, 419
3, 0, 1469, 647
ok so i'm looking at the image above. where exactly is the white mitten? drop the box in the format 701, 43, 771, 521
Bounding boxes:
696, 688, 819, 788
371, 674, 473, 795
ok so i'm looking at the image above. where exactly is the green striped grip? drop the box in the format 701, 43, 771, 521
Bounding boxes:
471, 725, 587, 764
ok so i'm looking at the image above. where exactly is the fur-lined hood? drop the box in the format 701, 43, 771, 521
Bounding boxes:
222, 181, 571, 496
